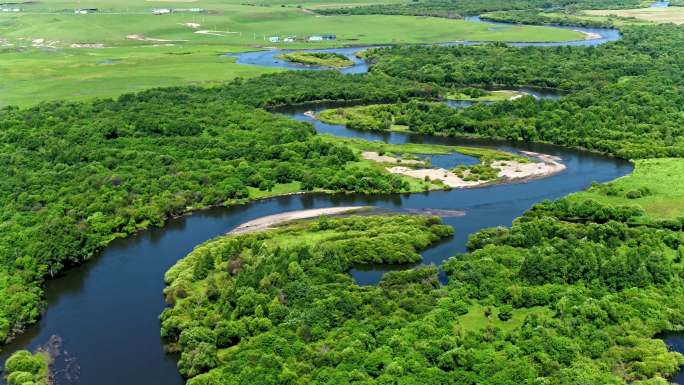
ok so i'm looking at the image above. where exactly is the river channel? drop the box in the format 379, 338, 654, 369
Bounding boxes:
0, 16, 648, 385
227, 16, 620, 74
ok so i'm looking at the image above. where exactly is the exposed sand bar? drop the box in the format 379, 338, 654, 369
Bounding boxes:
387, 151, 566, 188
229, 206, 369, 235
579, 30, 602, 40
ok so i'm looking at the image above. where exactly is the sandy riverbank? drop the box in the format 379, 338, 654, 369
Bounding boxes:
361, 151, 425, 165
580, 30, 602, 40
229, 206, 369, 235
387, 151, 566, 188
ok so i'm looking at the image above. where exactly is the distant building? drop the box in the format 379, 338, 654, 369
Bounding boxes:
152, 8, 171, 15
267, 36, 280, 43
173, 8, 205, 13
308, 35, 336, 42
284, 36, 295, 43
74, 8, 97, 14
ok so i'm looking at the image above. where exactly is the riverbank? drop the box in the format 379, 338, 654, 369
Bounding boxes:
228, 206, 371, 235
276, 52, 354, 68
385, 151, 566, 188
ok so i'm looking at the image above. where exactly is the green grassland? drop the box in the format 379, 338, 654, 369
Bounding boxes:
0, 45, 279, 106
246, 181, 304, 199
458, 304, 554, 333
327, 135, 457, 155
568, 158, 684, 219
276, 52, 354, 68
0, 0, 584, 106
584, 6, 684, 24
326, 134, 529, 165
447, 89, 526, 102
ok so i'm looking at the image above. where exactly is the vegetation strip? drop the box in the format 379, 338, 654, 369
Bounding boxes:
228, 206, 371, 235
276, 52, 354, 68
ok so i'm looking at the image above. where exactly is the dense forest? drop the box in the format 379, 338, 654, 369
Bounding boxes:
0, 92, 429, 348
161, 207, 684, 384
479, 10, 618, 27
357, 24, 684, 159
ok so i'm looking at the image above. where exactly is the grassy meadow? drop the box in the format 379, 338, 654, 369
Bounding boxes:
447, 89, 526, 101
585, 6, 684, 24
569, 158, 684, 219
0, 0, 584, 106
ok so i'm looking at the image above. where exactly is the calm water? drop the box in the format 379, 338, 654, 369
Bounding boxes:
651, 1, 670, 7
662, 332, 684, 384
0, 17, 653, 385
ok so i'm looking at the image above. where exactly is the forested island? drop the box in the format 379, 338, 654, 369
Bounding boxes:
2, 0, 684, 384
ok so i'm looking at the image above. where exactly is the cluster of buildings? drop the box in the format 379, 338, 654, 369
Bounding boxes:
0, 2, 21, 12
74, 8, 97, 14
73, 7, 205, 15
267, 34, 336, 43
152, 7, 205, 15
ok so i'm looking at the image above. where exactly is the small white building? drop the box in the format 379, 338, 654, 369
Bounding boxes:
74, 8, 97, 14
153, 8, 171, 15
284, 36, 295, 43
308, 35, 323, 42
267, 36, 280, 43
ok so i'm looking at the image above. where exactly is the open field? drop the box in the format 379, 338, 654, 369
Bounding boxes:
568, 158, 684, 219
447, 89, 527, 101
277, 52, 353, 68
459, 304, 554, 333
0, 45, 279, 106
0, 0, 584, 106
585, 6, 684, 24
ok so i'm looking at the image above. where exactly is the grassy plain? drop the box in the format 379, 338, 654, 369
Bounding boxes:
0, 0, 584, 106
568, 158, 684, 219
276, 52, 353, 68
447, 90, 526, 101
585, 6, 684, 24
459, 304, 554, 333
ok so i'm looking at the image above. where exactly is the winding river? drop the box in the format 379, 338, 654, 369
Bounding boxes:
2, 17, 666, 385
227, 17, 620, 74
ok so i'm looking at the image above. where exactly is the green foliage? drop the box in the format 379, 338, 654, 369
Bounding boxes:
0, 89, 417, 344
317, 0, 643, 18
277, 52, 354, 68
481, 10, 617, 28
2, 350, 49, 385
497, 304, 513, 321
161, 215, 453, 380
135, 71, 440, 109
162, 206, 684, 384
